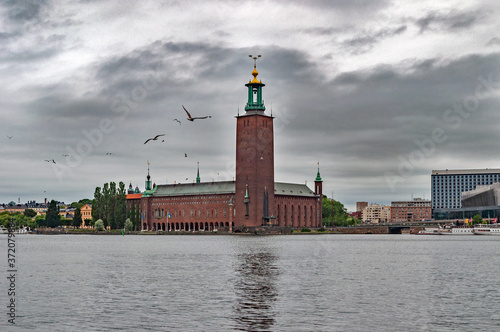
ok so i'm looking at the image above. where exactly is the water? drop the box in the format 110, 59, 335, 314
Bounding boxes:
1, 234, 499, 331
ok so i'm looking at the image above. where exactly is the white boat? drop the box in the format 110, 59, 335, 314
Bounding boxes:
438, 227, 474, 235
418, 227, 440, 235
473, 226, 500, 235
0, 226, 8, 234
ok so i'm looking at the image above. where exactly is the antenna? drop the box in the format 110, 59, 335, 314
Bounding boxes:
271, 102, 272, 116
237, 101, 239, 116
248, 54, 262, 68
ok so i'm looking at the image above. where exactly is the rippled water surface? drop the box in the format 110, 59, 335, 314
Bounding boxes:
1, 234, 499, 331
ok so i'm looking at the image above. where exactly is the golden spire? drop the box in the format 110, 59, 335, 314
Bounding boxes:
248, 54, 262, 83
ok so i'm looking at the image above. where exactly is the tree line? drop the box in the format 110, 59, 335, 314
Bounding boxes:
92, 182, 127, 230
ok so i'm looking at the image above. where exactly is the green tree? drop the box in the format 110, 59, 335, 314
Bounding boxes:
78, 198, 92, 205
472, 214, 482, 225
24, 209, 37, 218
35, 215, 46, 228
92, 187, 103, 222
95, 219, 104, 231
114, 181, 127, 229
46, 200, 61, 228
107, 182, 117, 229
73, 207, 82, 228
124, 218, 134, 231
321, 196, 349, 226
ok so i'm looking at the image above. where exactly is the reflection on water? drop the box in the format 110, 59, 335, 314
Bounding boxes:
233, 252, 279, 331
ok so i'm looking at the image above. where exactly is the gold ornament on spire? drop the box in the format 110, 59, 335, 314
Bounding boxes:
248, 54, 262, 83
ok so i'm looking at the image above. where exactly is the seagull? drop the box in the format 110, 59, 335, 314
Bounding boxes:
62, 154, 69, 157
106, 152, 112, 155
45, 159, 56, 164
184, 153, 188, 157
144, 134, 165, 144
173, 119, 181, 125
185, 178, 188, 181
6, 135, 13, 139
183, 105, 211, 122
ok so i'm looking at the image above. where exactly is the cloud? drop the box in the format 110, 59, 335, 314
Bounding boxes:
486, 37, 500, 46
415, 10, 480, 33
341, 25, 407, 55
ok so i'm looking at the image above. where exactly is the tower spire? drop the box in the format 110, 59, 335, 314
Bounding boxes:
315, 161, 322, 181
196, 162, 201, 183
245, 55, 265, 112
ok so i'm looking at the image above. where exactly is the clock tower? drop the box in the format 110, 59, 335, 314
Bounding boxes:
235, 55, 275, 227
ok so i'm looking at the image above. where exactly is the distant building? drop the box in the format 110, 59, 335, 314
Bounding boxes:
432, 169, 500, 209
81, 204, 92, 221
390, 198, 431, 222
349, 211, 362, 219
356, 201, 368, 212
362, 204, 391, 223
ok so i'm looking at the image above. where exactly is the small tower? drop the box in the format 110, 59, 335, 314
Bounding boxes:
315, 162, 323, 196
196, 162, 201, 183
145, 161, 152, 191
128, 183, 134, 195
314, 162, 323, 228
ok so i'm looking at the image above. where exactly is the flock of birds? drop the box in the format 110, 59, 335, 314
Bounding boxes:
143, 105, 211, 145
6, 105, 211, 171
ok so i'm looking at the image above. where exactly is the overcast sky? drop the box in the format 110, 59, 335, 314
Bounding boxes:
1, 0, 500, 211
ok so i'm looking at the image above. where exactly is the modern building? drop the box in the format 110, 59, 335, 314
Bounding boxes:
431, 169, 500, 209
362, 204, 391, 223
390, 198, 431, 222
461, 182, 500, 207
136, 60, 323, 232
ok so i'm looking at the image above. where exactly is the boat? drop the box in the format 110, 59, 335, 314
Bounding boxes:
417, 227, 440, 235
0, 226, 8, 234
473, 225, 500, 235
438, 226, 474, 235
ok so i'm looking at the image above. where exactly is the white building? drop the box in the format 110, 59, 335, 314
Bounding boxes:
362, 204, 391, 223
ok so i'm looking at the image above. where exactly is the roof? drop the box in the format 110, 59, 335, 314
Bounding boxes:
432, 169, 500, 175
149, 181, 317, 198
274, 182, 316, 197
152, 181, 235, 197
126, 194, 143, 199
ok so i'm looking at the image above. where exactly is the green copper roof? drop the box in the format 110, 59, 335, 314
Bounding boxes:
315, 168, 322, 181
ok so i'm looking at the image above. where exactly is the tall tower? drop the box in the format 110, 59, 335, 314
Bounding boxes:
235, 55, 275, 227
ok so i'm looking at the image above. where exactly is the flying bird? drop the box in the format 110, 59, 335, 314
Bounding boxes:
144, 134, 165, 144
173, 119, 181, 125
62, 154, 69, 157
183, 105, 211, 121
6, 135, 13, 139
106, 152, 112, 155
184, 153, 188, 157
45, 159, 56, 164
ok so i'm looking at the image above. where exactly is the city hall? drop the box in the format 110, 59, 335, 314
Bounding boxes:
128, 59, 323, 232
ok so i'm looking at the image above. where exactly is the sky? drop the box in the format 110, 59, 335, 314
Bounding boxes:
1, 0, 500, 211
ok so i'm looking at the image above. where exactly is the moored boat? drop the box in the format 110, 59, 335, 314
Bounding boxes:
438, 227, 474, 235
473, 226, 500, 235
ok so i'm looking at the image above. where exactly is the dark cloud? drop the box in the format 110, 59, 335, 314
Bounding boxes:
341, 25, 407, 55
486, 37, 500, 46
415, 11, 480, 33
3, 0, 49, 23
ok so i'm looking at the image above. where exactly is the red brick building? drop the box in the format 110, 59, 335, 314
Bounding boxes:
390, 198, 431, 222
135, 60, 323, 232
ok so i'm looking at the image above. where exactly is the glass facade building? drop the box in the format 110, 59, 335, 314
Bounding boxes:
431, 169, 500, 209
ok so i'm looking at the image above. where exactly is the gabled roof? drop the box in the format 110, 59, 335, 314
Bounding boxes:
274, 182, 316, 197
126, 193, 143, 199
